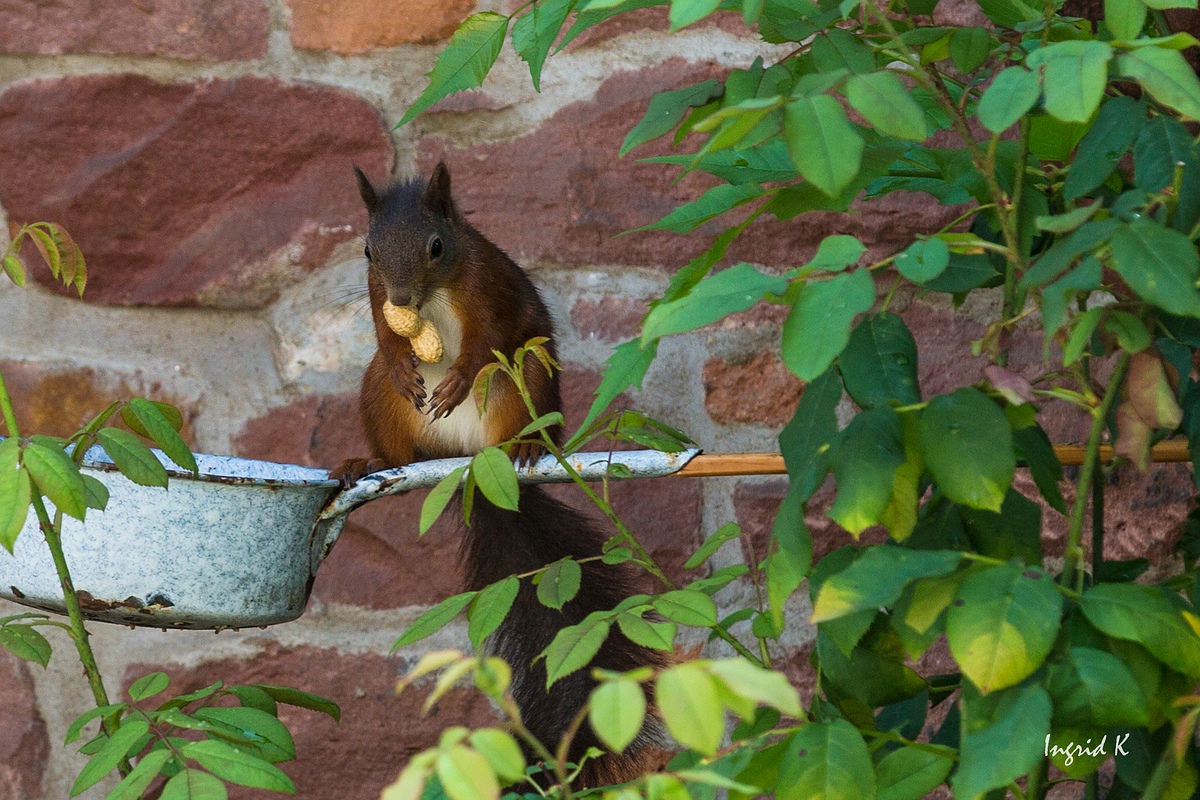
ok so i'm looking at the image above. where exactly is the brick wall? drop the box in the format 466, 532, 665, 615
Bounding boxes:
0, 1, 1194, 798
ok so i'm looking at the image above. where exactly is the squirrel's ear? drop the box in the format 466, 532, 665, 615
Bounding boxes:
354, 166, 378, 211
423, 161, 455, 219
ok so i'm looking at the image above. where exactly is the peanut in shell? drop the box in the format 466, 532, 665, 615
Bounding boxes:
410, 318, 443, 364
381, 301, 422, 337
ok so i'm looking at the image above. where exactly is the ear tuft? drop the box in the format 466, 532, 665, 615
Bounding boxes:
423, 161, 455, 219
354, 165, 378, 211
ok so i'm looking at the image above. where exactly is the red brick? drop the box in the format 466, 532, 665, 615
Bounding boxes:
122, 647, 502, 800
0, 651, 49, 799
703, 351, 802, 427
0, 75, 392, 308
570, 295, 649, 343
0, 360, 197, 442
289, 0, 475, 52
0, 0, 267, 60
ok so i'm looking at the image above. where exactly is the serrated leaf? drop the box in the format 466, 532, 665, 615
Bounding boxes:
104, 748, 172, 800
654, 589, 718, 627
564, 339, 657, 452
951, 684, 1051, 797
642, 262, 787, 342
874, 744, 954, 800
394, 591, 478, 650
0, 463, 31, 552
511, 0, 574, 92
838, 313, 921, 410
1107, 0, 1148, 39
468, 576, 520, 649
159, 768, 227, 800
181, 739, 295, 792
468, 729, 525, 784
812, 548, 962, 622
421, 466, 466, 535
2, 253, 25, 287
669, 0, 722, 29
1079, 583, 1200, 676
399, 13, 510, 126
1065, 95, 1145, 199
1038, 41, 1114, 123
589, 679, 647, 752
471, 447, 519, 511
778, 719, 876, 800
253, 684, 340, 722
437, 745, 498, 800
194, 706, 295, 763
536, 558, 581, 610
542, 618, 611, 687
71, 718, 151, 796
126, 398, 197, 474
783, 95, 863, 197
96, 428, 168, 488
828, 407, 906, 535
0, 624, 51, 667
657, 663, 724, 755
616, 612, 676, 650
685, 522, 741, 570
620, 79, 722, 156
1110, 218, 1200, 317
977, 67, 1041, 133
920, 388, 1014, 512
635, 183, 765, 234
894, 237, 949, 283
128, 672, 170, 702
22, 441, 88, 520
1119, 46, 1200, 120
782, 268, 876, 381
708, 659, 803, 717
846, 71, 928, 140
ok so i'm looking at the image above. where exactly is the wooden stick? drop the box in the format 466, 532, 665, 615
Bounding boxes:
672, 440, 1193, 478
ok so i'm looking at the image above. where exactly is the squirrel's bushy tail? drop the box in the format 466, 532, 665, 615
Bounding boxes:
463, 486, 672, 787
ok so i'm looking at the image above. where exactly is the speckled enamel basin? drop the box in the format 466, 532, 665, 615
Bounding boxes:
0, 445, 698, 629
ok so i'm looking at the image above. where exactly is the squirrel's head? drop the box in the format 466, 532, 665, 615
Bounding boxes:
355, 161, 463, 309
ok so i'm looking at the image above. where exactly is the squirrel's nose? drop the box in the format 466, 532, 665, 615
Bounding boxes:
388, 290, 412, 307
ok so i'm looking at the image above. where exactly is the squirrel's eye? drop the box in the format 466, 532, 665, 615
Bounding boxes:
430, 237, 443, 259
363, 244, 371, 260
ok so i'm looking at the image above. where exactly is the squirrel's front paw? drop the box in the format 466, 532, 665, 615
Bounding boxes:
330, 457, 388, 488
389, 354, 427, 410
428, 369, 470, 419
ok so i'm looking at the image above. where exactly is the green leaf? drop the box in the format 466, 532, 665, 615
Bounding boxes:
949, 27, 994, 73
977, 67, 1041, 133
467, 576, 519, 650
657, 663, 724, 755
920, 388, 1014, 512
23, 441, 88, 521
1047, 647, 1150, 727
641, 262, 787, 342
636, 183, 765, 234
468, 730, 524, 785
1079, 583, 1200, 676
951, 684, 1051, 797
1107, 0, 1148, 40
393, 591, 478, 650
564, 339, 657, 452
1013, 424, 1067, 513
654, 589, 718, 627
72, 718, 151, 796
893, 237, 949, 283
511, 0, 574, 92
1064, 96, 1145, 200
0, 462, 31, 553
976, 0, 1042, 26
128, 671, 170, 702
96, 427, 168, 488
947, 563, 1061, 693
536, 559, 581, 610
838, 313, 921, 410
669, 0, 721, 29
2, 253, 26, 287
0, 624, 51, 667
783, 95, 863, 197
253, 684, 340, 722
1035, 201, 1101, 234
685, 522, 741, 570
777, 719, 876, 800
158, 768, 227, 800
126, 398, 197, 474
589, 679, 647, 752
846, 71, 927, 140
620, 79, 722, 156
421, 466, 466, 535
617, 612, 677, 650
194, 706, 295, 763
708, 659, 803, 717
181, 738, 295, 792
80, 473, 109, 512
471, 447, 519, 511
399, 13, 510, 126
1119, 46, 1200, 120
1110, 218, 1200, 317
828, 408, 906, 535
105, 749, 173, 800
874, 744, 954, 800
542, 617, 611, 686
806, 234, 866, 272
782, 268, 876, 381
65, 703, 127, 744
226, 685, 276, 715
812, 548, 962, 622
1036, 41, 1114, 123
778, 367, 840, 500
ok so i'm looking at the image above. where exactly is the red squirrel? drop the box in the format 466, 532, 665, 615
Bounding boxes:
332, 163, 670, 787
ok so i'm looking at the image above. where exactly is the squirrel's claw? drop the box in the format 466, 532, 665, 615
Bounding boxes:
329, 457, 389, 488
390, 359, 427, 410
428, 369, 470, 419
510, 441, 544, 472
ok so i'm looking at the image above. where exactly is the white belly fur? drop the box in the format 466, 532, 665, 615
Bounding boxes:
413, 288, 489, 456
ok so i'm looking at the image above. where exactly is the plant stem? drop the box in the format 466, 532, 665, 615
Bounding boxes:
1026, 758, 1049, 800
1062, 353, 1129, 591
1090, 461, 1105, 581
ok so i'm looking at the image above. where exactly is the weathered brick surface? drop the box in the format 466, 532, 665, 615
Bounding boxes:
570, 295, 649, 343
122, 647, 501, 800
288, 0, 475, 52
0, 652, 49, 800
0, 360, 197, 442
0, 0, 268, 60
703, 351, 802, 427
0, 75, 392, 308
